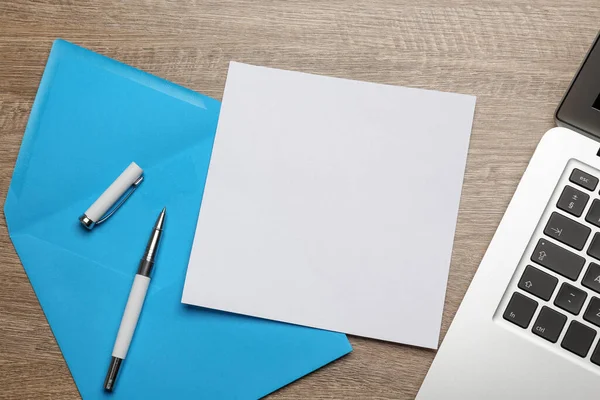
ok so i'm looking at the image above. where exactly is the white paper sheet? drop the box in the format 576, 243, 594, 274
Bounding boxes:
183, 62, 476, 348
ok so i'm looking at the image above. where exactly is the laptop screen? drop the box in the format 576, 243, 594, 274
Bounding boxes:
556, 33, 600, 137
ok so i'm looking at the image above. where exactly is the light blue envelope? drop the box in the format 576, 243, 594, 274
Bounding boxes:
4, 40, 351, 399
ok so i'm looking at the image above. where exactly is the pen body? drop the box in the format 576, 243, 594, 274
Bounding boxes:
104, 208, 164, 392
112, 274, 150, 359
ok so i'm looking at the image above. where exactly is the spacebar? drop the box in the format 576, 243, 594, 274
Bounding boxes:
531, 239, 585, 281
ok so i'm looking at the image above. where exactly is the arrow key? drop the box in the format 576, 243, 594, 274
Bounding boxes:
554, 282, 587, 315
518, 265, 558, 301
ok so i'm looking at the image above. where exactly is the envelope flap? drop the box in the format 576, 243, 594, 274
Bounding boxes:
4, 39, 220, 290
6, 39, 220, 236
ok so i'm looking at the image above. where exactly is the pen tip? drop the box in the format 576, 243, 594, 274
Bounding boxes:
154, 207, 166, 230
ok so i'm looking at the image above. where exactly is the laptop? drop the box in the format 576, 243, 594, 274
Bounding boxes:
417, 32, 600, 399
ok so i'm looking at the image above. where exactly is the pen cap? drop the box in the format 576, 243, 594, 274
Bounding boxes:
79, 162, 143, 229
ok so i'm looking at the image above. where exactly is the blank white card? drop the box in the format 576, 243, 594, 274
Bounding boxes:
183, 62, 476, 349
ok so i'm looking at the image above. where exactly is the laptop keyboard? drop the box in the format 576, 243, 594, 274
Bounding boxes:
503, 165, 600, 367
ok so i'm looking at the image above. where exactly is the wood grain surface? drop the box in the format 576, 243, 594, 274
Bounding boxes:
0, 1, 599, 399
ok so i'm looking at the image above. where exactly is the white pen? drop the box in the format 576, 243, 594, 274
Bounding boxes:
103, 208, 166, 392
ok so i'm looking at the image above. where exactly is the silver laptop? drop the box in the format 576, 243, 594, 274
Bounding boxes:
418, 33, 600, 399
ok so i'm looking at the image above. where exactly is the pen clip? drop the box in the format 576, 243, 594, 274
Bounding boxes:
96, 176, 144, 225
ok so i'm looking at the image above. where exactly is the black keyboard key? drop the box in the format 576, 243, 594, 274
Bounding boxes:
503, 292, 538, 328
532, 306, 567, 343
583, 263, 600, 294
570, 168, 598, 191
557, 185, 589, 217
587, 233, 600, 261
585, 199, 600, 228
518, 265, 558, 301
592, 342, 600, 366
561, 320, 597, 357
543, 212, 590, 250
531, 239, 585, 281
584, 297, 600, 328
554, 282, 587, 315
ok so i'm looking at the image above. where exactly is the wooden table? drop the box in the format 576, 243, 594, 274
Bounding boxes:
0, 1, 598, 398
